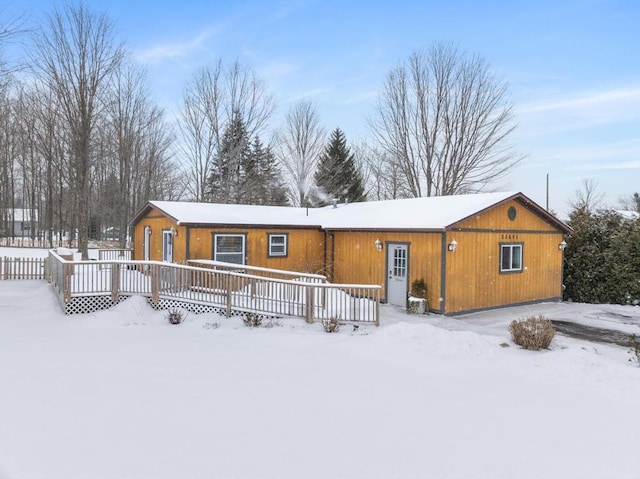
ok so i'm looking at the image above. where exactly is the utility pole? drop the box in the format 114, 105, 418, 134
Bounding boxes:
546, 173, 549, 211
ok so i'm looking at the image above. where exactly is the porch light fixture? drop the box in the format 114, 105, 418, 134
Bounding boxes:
375, 238, 383, 251
558, 240, 567, 251
170, 226, 178, 236
448, 239, 457, 252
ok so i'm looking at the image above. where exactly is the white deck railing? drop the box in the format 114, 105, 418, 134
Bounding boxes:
47, 251, 381, 325
187, 259, 327, 284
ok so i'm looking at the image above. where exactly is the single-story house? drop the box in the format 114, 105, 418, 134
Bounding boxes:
129, 192, 572, 315
1, 208, 39, 237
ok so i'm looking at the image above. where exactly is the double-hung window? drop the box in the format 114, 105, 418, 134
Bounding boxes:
268, 233, 288, 257
214, 234, 246, 265
500, 243, 523, 273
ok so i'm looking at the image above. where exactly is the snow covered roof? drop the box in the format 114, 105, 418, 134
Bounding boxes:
147, 201, 322, 228
317, 191, 518, 229
616, 210, 640, 220
136, 192, 571, 233
4, 209, 37, 222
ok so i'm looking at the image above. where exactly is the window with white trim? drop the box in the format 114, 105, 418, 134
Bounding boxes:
500, 243, 523, 273
214, 234, 245, 265
268, 233, 288, 257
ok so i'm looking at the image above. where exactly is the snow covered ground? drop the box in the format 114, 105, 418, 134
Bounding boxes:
1, 247, 640, 479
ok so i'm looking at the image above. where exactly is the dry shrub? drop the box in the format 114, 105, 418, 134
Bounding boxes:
242, 313, 263, 328
508, 315, 555, 350
166, 308, 186, 325
321, 316, 340, 333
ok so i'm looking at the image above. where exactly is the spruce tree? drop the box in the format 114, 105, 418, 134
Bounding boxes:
314, 128, 365, 206
245, 137, 289, 206
207, 111, 250, 203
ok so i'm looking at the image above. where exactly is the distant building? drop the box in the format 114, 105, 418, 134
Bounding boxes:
1, 209, 39, 237
616, 210, 640, 221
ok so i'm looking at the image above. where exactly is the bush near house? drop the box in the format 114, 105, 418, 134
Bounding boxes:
509, 315, 555, 350
564, 208, 640, 305
407, 278, 428, 314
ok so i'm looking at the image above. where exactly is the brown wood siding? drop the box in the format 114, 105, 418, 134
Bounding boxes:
331, 231, 443, 310
444, 230, 564, 314
132, 206, 180, 261
452, 199, 559, 232
187, 227, 325, 273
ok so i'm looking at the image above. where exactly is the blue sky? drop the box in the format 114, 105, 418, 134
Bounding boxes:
10, 0, 640, 216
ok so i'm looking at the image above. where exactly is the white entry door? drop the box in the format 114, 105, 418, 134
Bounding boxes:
162, 230, 173, 262
387, 243, 408, 306
143, 226, 151, 261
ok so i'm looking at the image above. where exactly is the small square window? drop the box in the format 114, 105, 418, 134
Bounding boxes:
268, 233, 288, 257
500, 244, 523, 273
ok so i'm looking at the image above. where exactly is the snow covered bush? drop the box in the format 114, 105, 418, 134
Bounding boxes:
509, 315, 555, 350
321, 316, 340, 333
242, 313, 263, 328
262, 318, 283, 328
166, 308, 185, 325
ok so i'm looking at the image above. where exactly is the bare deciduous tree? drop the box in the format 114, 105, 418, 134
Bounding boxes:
569, 178, 604, 214
617, 192, 640, 213
31, 3, 125, 258
369, 43, 522, 197
354, 143, 411, 201
274, 100, 325, 206
0, 10, 28, 82
179, 59, 274, 201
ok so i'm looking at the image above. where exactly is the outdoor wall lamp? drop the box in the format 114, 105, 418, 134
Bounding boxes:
558, 240, 567, 250
448, 239, 457, 252
375, 238, 383, 251
170, 226, 178, 236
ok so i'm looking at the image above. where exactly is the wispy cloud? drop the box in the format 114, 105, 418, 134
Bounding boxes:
284, 88, 330, 103
269, 0, 316, 20
518, 86, 640, 114
345, 90, 378, 104
514, 85, 640, 138
257, 62, 297, 81
531, 139, 640, 171
134, 27, 221, 64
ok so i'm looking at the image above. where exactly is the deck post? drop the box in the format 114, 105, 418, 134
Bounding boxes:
63, 262, 71, 303
305, 285, 315, 323
151, 264, 159, 304
111, 263, 120, 302
44, 256, 50, 282
375, 289, 380, 327
226, 274, 232, 317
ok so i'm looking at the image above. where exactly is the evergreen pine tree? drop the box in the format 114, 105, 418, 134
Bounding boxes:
207, 111, 250, 203
314, 128, 365, 206
255, 139, 289, 206
243, 137, 289, 206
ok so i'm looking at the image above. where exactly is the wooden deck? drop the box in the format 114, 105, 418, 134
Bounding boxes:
46, 251, 381, 325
